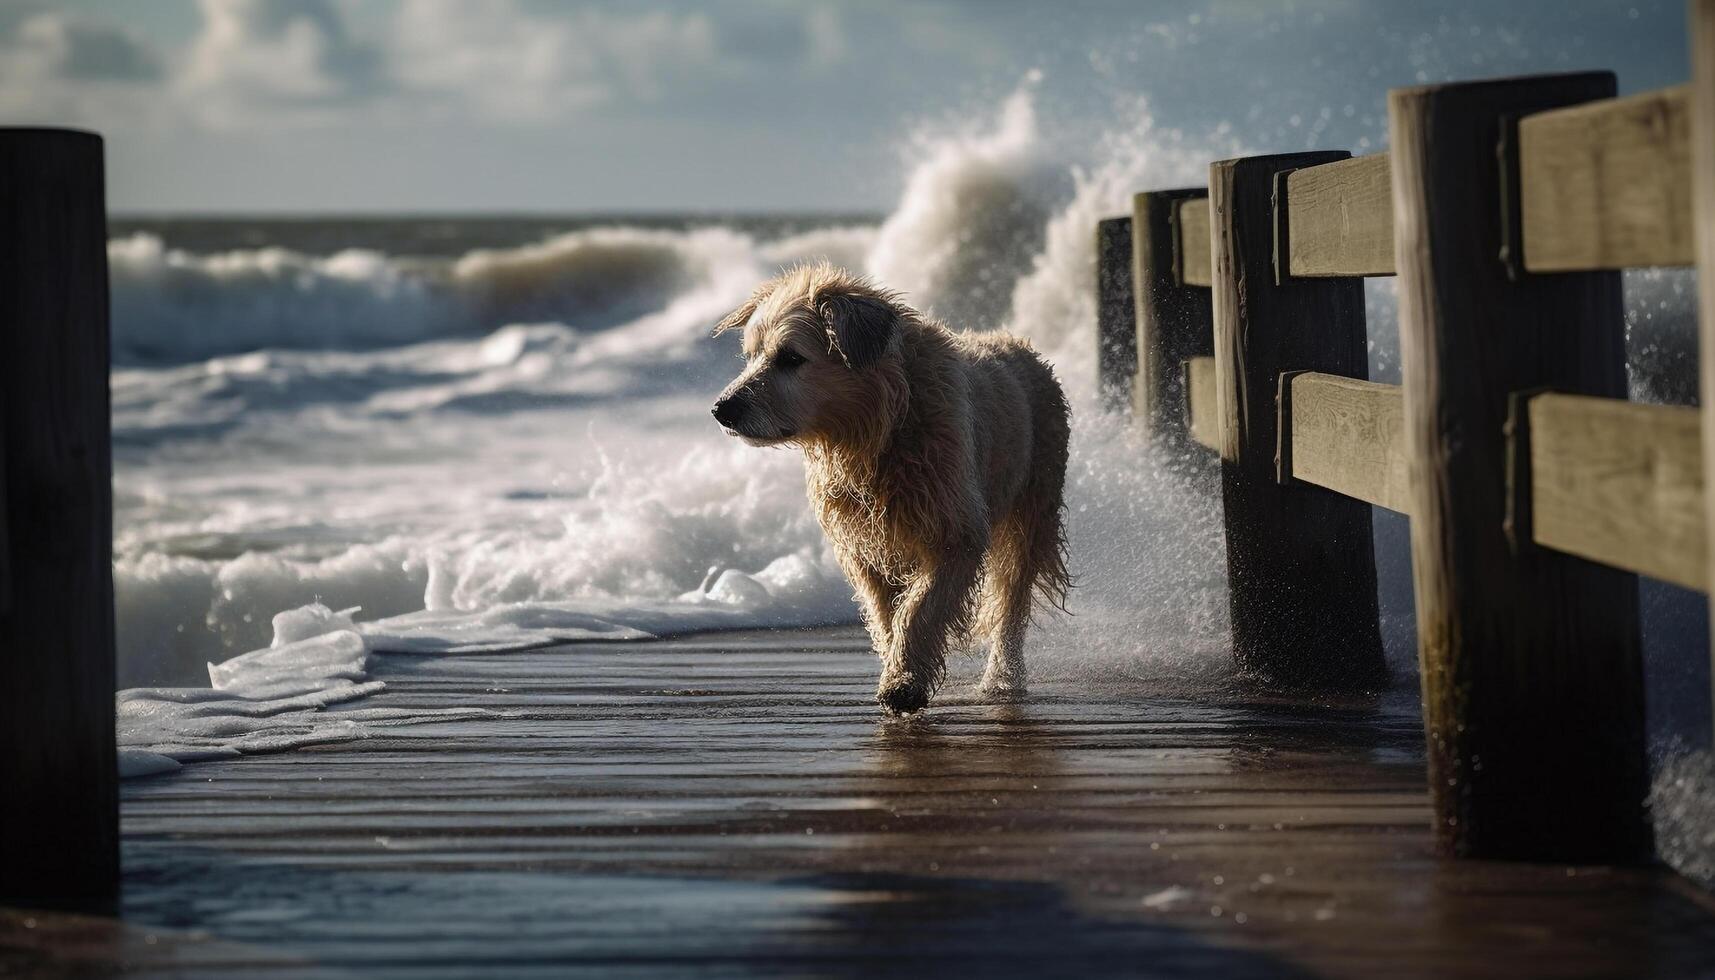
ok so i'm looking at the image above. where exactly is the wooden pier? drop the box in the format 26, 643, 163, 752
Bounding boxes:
2, 4, 1715, 975
5, 626, 1715, 977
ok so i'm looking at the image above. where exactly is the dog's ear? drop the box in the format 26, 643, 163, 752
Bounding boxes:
712, 296, 760, 337
819, 294, 897, 370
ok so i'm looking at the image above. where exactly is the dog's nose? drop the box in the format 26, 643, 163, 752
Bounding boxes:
712, 397, 747, 426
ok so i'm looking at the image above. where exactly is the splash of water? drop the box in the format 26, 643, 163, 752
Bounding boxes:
114, 81, 1246, 694
867, 75, 1063, 332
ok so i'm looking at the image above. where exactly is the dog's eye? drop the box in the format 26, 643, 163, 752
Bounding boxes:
773, 349, 807, 370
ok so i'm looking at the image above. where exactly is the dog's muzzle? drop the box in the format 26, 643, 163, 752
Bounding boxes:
712, 394, 792, 444
711, 396, 748, 428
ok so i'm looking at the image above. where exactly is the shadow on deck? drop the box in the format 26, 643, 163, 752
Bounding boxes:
7, 626, 1715, 977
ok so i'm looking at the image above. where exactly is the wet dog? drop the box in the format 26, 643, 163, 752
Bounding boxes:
711, 264, 1070, 715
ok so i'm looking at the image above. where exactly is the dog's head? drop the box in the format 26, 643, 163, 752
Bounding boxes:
710, 264, 903, 448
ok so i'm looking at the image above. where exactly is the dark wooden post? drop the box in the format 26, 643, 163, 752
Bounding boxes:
1131, 189, 1213, 448
1209, 152, 1386, 689
0, 129, 118, 904
1390, 74, 1650, 862
1693, 0, 1715, 747
1095, 216, 1136, 413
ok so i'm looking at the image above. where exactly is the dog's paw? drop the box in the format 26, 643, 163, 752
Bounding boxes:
877, 678, 931, 716
978, 662, 1027, 702
976, 680, 1027, 703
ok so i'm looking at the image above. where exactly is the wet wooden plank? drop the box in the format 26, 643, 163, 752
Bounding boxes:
1176, 196, 1213, 286
1520, 85, 1694, 270
5, 627, 1707, 978
1280, 373, 1411, 515
1185, 356, 1219, 449
1523, 393, 1705, 591
0, 907, 332, 978
1284, 153, 1396, 277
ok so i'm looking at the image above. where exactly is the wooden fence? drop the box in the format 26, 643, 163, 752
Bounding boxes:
1095, 4, 1715, 864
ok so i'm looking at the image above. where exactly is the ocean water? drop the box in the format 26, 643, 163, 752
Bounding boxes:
112, 85, 1241, 768
108, 85, 1711, 885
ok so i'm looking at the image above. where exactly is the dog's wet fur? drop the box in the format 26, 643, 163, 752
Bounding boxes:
712, 264, 1071, 715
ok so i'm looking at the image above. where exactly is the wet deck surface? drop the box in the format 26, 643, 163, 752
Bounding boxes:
8, 625, 1715, 977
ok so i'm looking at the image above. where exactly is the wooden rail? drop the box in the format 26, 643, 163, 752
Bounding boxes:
1194, 369, 1713, 589
1149, 82, 1696, 286
1519, 85, 1693, 271
1511, 393, 1705, 591
1175, 196, 1212, 286
1096, 34, 1715, 861
1214, 378, 1704, 587
1184, 356, 1219, 450
1281, 153, 1395, 278
1276, 373, 1410, 515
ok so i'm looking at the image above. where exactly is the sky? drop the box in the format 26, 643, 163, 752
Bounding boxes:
1, 0, 1694, 213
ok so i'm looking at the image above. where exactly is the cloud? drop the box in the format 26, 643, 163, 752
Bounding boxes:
177, 0, 381, 126
390, 0, 720, 123
18, 11, 163, 81
803, 6, 848, 69
0, 0, 909, 134
0, 12, 166, 122
700, 1, 847, 74
162, 0, 733, 128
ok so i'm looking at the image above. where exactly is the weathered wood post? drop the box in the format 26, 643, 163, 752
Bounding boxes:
1209, 152, 1387, 688
1693, 0, 1715, 745
1095, 216, 1136, 413
1131, 189, 1213, 448
1389, 74, 1650, 862
0, 129, 118, 904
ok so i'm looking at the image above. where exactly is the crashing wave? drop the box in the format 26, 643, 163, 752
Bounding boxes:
109, 223, 875, 365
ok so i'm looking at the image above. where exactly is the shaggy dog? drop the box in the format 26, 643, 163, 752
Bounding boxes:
711, 264, 1070, 715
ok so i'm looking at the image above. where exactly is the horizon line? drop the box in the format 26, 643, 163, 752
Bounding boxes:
108, 208, 889, 222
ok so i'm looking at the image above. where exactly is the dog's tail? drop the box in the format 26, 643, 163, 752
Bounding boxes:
1022, 354, 1074, 615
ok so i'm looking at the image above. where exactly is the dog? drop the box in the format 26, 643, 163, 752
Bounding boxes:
711, 263, 1070, 715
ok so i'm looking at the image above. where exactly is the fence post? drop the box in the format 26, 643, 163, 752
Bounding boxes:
1693, 0, 1715, 747
1131, 189, 1213, 449
1095, 216, 1137, 413
0, 129, 117, 904
1209, 152, 1386, 688
1389, 74, 1650, 862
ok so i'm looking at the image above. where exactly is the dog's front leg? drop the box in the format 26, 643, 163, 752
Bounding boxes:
845, 561, 899, 653
877, 547, 982, 715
